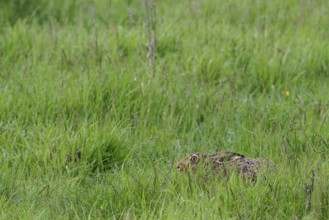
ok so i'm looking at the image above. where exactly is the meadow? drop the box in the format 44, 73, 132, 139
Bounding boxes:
0, 0, 328, 219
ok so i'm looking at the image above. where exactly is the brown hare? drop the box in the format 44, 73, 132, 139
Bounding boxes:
177, 151, 274, 182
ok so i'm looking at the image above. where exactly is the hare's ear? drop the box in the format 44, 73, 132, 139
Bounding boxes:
224, 151, 245, 158
215, 152, 244, 162
231, 155, 242, 160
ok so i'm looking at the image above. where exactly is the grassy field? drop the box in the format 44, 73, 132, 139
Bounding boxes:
0, 0, 329, 219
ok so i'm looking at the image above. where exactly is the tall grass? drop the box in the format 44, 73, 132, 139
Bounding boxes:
0, 0, 328, 218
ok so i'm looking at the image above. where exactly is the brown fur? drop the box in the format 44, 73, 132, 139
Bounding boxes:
177, 152, 274, 181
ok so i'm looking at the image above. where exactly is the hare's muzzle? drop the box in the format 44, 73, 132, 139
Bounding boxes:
176, 161, 188, 172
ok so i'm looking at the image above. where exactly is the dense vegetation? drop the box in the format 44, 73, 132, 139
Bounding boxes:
0, 0, 328, 218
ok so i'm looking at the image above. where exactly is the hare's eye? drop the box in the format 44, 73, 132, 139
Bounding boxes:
190, 155, 199, 163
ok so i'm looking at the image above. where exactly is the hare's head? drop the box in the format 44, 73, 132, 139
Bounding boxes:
176, 153, 204, 173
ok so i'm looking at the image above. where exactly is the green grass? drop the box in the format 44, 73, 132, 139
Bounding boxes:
0, 0, 329, 219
